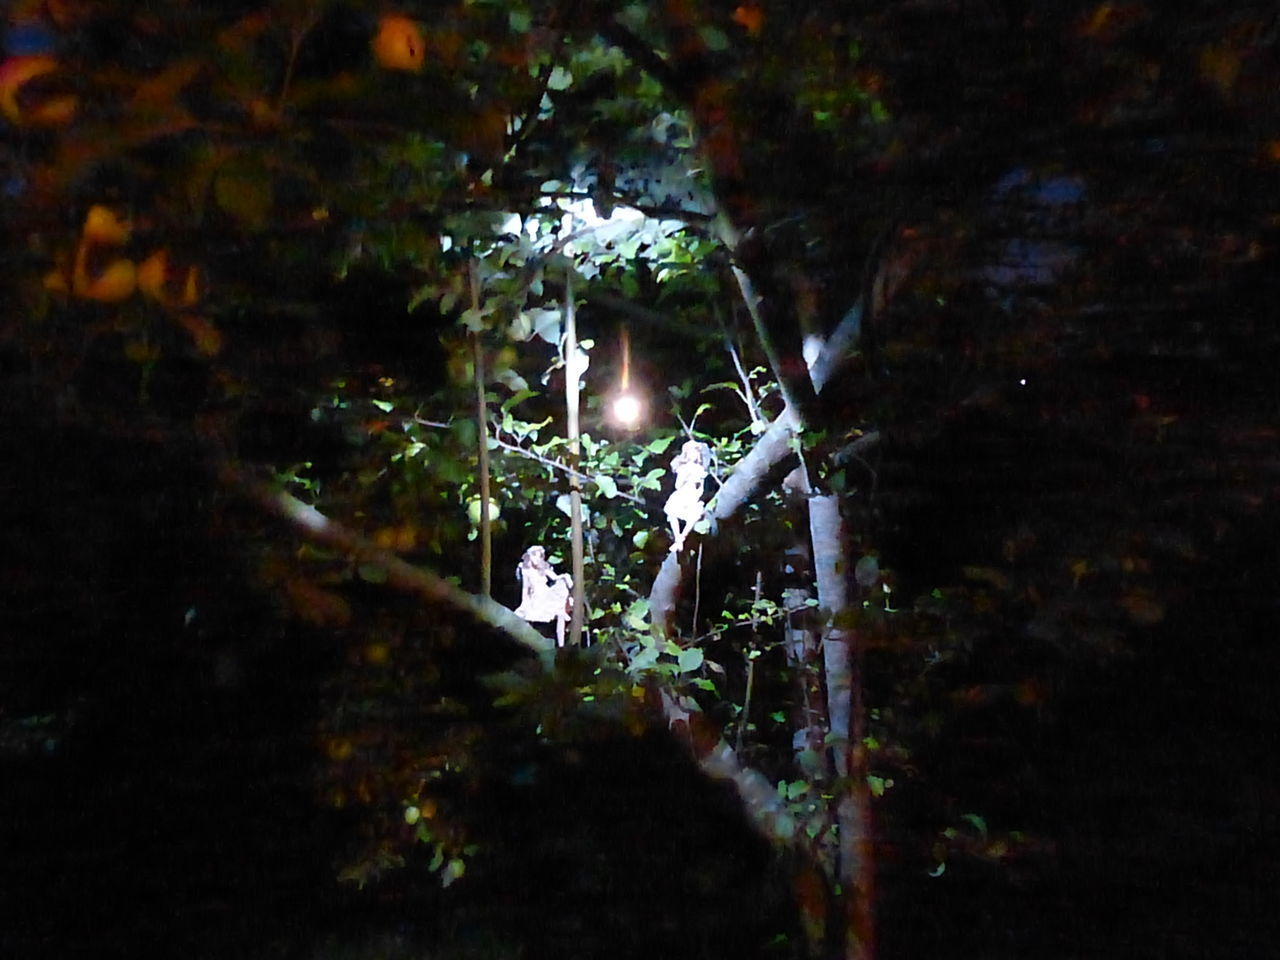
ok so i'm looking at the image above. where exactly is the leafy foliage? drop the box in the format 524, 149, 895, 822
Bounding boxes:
6, 2, 1280, 957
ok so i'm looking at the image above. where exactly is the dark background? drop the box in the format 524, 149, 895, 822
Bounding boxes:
3, 366, 1278, 960
5, 2, 1280, 958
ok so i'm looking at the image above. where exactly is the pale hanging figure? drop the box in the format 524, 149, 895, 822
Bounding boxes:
664, 440, 711, 553
513, 545, 573, 645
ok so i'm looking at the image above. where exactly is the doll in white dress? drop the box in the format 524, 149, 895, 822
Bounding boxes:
513, 545, 573, 644
664, 440, 710, 553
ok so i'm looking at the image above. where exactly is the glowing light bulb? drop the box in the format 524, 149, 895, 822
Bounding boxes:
611, 392, 643, 427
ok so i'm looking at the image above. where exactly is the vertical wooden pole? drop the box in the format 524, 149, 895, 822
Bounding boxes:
469, 261, 491, 597
564, 268, 585, 646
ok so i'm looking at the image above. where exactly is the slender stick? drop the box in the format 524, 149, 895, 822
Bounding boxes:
737, 655, 755, 756
736, 570, 763, 755
564, 268, 585, 646
469, 261, 492, 597
724, 327, 763, 428
411, 415, 649, 507
691, 541, 704, 637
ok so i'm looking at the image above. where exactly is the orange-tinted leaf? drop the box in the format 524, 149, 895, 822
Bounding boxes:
0, 55, 77, 127
73, 243, 136, 302
177, 314, 223, 357
372, 14, 425, 73
1119, 589, 1164, 625
82, 205, 130, 244
732, 4, 765, 36
139, 250, 203, 308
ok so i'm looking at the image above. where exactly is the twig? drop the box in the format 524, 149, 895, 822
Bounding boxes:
411, 415, 650, 507
737, 654, 755, 756
276, 12, 319, 115
691, 541, 704, 638
469, 260, 492, 597
725, 331, 764, 429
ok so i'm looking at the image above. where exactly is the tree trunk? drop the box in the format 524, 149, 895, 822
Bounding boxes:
810, 492, 873, 960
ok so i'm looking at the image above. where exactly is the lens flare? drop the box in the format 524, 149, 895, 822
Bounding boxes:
611, 392, 643, 426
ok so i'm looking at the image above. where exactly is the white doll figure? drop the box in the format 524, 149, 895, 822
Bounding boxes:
513, 545, 573, 645
663, 440, 710, 553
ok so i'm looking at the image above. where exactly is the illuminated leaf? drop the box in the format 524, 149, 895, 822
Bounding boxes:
676, 647, 703, 673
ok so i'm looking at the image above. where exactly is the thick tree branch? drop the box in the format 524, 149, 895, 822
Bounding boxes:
221, 464, 555, 668
647, 297, 865, 631
658, 690, 814, 846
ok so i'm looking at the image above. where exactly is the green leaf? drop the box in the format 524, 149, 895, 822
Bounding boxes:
442, 858, 466, 887
796, 748, 823, 776
527, 307, 562, 343
624, 598, 650, 630
676, 647, 703, 673
867, 774, 889, 797
496, 368, 528, 391
547, 65, 573, 91
646, 435, 677, 455
357, 563, 388, 583
595, 474, 619, 498
629, 646, 659, 671
501, 388, 537, 413
371, 399, 395, 413
960, 813, 988, 839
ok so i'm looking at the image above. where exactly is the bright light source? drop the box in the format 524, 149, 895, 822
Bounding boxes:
610, 392, 644, 428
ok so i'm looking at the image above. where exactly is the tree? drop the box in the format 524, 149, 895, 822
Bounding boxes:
5, 2, 1280, 959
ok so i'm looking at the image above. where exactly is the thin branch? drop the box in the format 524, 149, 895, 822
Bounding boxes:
724, 327, 764, 429
414, 417, 650, 508
691, 541, 704, 637
508, 61, 557, 153
736, 654, 755, 756
276, 11, 320, 114
469, 261, 492, 597
565, 268, 586, 647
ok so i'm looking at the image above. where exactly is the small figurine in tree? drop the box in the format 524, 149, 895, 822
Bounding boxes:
664, 440, 711, 553
513, 545, 573, 645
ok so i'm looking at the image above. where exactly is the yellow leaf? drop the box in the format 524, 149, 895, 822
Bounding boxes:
82, 205, 130, 244
139, 250, 203, 308
73, 247, 135, 302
